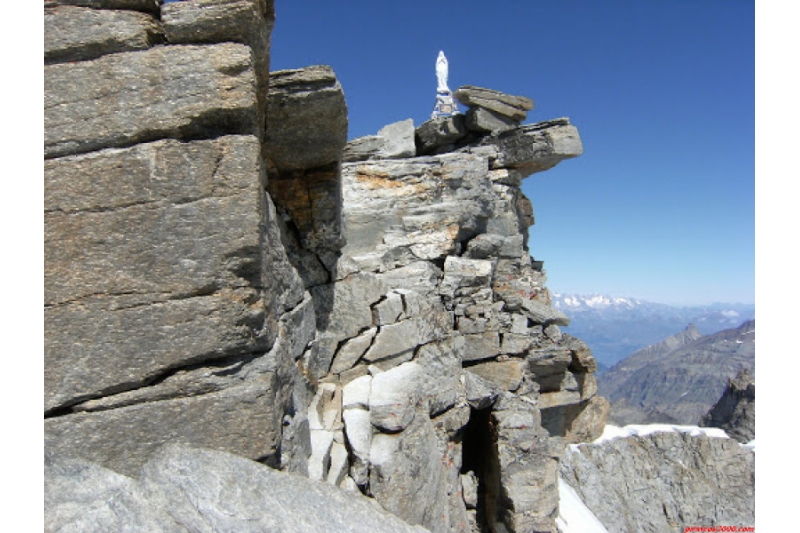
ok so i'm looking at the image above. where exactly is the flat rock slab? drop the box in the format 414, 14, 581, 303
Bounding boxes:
481, 118, 584, 177
45, 43, 258, 158
454, 85, 534, 121
45, 5, 163, 64
45, 444, 431, 532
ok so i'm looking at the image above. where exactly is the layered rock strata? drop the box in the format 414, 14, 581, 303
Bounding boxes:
44, 1, 604, 532
45, 0, 315, 477
560, 426, 755, 533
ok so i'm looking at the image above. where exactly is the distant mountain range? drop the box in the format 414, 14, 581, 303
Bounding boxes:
551, 293, 755, 367
597, 320, 755, 425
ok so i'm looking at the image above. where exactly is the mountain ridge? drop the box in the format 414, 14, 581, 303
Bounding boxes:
598, 319, 755, 425
551, 292, 755, 366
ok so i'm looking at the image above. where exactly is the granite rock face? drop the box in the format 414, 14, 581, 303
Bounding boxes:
45, 444, 430, 533
560, 427, 755, 533
699, 369, 755, 444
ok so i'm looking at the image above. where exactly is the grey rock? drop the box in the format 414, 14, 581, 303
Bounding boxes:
44, 136, 273, 412
461, 471, 479, 509
520, 298, 571, 326
264, 64, 347, 258
264, 65, 348, 172
488, 394, 560, 533
439, 257, 495, 300
45, 453, 180, 533
467, 359, 525, 392
477, 119, 584, 178
454, 85, 534, 121
340, 154, 493, 265
415, 336, 464, 416
465, 106, 519, 134
369, 362, 422, 431
45, 43, 259, 159
161, 0, 274, 115
414, 115, 468, 155
463, 371, 501, 409
44, 0, 159, 12
342, 135, 384, 162
561, 429, 755, 533
376, 119, 417, 159
45, 136, 264, 307
369, 412, 451, 533
45, 444, 431, 533
541, 394, 609, 444
45, 6, 163, 64
372, 291, 405, 325
462, 332, 502, 363
699, 368, 755, 443
45, 379, 283, 478
330, 328, 378, 374
364, 318, 433, 364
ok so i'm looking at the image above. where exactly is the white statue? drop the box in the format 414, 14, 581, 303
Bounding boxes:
432, 51, 459, 118
436, 51, 450, 93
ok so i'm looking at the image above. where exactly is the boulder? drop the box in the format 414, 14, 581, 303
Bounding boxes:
376, 119, 417, 159
161, 0, 274, 113
45, 444, 431, 533
45, 43, 258, 159
343, 119, 417, 162
264, 65, 348, 172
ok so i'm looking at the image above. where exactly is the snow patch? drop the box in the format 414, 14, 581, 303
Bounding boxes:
556, 477, 610, 533
742, 438, 755, 451
721, 310, 740, 318
586, 424, 730, 446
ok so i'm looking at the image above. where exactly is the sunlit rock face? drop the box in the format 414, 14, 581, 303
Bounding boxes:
560, 426, 755, 533
43, 1, 606, 532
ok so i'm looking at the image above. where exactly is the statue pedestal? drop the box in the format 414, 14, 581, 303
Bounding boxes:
432, 90, 459, 118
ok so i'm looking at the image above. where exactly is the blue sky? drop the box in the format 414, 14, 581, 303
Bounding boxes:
269, 0, 754, 306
